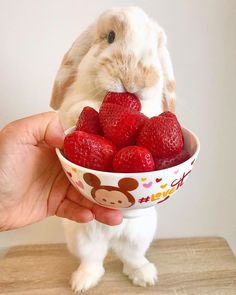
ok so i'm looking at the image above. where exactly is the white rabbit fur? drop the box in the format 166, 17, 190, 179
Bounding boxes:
51, 6, 176, 293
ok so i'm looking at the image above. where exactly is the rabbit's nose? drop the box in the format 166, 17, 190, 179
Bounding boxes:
122, 81, 137, 93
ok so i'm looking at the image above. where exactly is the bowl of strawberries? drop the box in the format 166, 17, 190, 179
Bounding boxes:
56, 92, 200, 218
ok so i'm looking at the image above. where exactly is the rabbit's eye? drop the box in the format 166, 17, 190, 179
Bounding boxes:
107, 31, 115, 44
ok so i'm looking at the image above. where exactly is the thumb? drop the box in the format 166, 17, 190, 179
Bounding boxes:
9, 112, 65, 148
40, 112, 65, 148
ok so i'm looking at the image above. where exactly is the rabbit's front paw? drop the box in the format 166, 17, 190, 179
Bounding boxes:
71, 265, 104, 293
124, 262, 158, 287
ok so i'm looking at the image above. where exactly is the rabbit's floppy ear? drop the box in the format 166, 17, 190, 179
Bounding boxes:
50, 24, 96, 110
158, 28, 176, 114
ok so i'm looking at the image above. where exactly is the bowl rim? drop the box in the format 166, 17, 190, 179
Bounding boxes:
56, 126, 200, 177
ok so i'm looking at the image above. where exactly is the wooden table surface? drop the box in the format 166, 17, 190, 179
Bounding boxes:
0, 237, 236, 295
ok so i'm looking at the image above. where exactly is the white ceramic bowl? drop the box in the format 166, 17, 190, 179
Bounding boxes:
56, 127, 200, 218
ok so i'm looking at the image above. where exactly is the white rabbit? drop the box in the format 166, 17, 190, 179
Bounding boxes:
50, 6, 176, 293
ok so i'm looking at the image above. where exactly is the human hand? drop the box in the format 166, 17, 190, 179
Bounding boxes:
0, 112, 122, 231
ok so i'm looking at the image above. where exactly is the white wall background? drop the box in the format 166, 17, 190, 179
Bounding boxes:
0, 0, 235, 255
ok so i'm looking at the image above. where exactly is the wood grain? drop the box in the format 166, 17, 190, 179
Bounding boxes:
0, 237, 236, 295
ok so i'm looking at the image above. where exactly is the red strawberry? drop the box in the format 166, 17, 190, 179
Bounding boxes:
113, 146, 155, 173
159, 111, 177, 119
138, 111, 183, 157
102, 92, 141, 111
64, 131, 116, 171
155, 149, 191, 170
99, 103, 148, 148
75, 106, 102, 135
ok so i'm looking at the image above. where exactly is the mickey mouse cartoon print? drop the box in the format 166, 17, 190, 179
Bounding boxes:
83, 173, 138, 208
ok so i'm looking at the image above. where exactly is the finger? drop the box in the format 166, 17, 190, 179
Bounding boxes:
67, 186, 123, 226
42, 112, 65, 148
92, 204, 123, 226
66, 185, 96, 208
56, 198, 94, 223
5, 112, 65, 148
